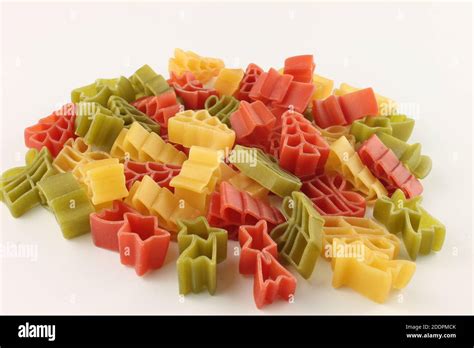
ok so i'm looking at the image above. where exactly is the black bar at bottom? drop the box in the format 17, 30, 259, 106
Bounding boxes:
0, 315, 472, 346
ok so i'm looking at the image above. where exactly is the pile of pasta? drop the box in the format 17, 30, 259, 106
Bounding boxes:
1, 49, 446, 308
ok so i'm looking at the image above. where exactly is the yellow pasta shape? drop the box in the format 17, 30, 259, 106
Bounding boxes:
125, 175, 200, 233
53, 138, 111, 178
75, 158, 118, 184
333, 83, 397, 115
331, 238, 416, 303
214, 68, 244, 96
322, 216, 401, 260
169, 48, 224, 84
312, 74, 334, 100
218, 163, 268, 200
168, 110, 235, 151
325, 136, 387, 200
78, 158, 128, 205
109, 128, 128, 159
170, 146, 222, 212
314, 124, 356, 147
110, 122, 187, 165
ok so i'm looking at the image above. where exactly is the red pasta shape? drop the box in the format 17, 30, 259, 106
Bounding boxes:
312, 88, 378, 128
168, 71, 218, 109
301, 173, 366, 217
283, 55, 315, 83
207, 182, 285, 240
249, 68, 293, 104
267, 124, 283, 158
124, 160, 181, 191
234, 63, 264, 102
249, 68, 314, 113
230, 100, 276, 148
272, 80, 315, 113
279, 111, 330, 177
118, 213, 170, 276
357, 134, 423, 198
238, 220, 278, 275
90, 201, 139, 252
253, 251, 297, 309
24, 103, 77, 157
131, 90, 181, 134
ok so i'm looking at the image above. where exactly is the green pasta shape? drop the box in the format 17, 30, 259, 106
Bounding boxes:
177, 217, 228, 263
37, 172, 95, 239
0, 147, 57, 217
350, 115, 415, 143
377, 132, 432, 179
75, 102, 125, 151
71, 75, 136, 106
176, 217, 227, 295
270, 191, 324, 279
303, 106, 314, 122
71, 84, 112, 107
373, 189, 445, 260
204, 95, 240, 126
95, 76, 136, 102
229, 145, 302, 197
388, 115, 416, 142
130, 64, 171, 99
107, 96, 161, 134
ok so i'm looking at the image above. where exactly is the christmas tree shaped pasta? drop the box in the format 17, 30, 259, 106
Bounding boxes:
0, 147, 57, 217
37, 172, 95, 239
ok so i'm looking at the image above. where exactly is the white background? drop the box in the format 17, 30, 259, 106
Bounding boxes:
0, 1, 472, 314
